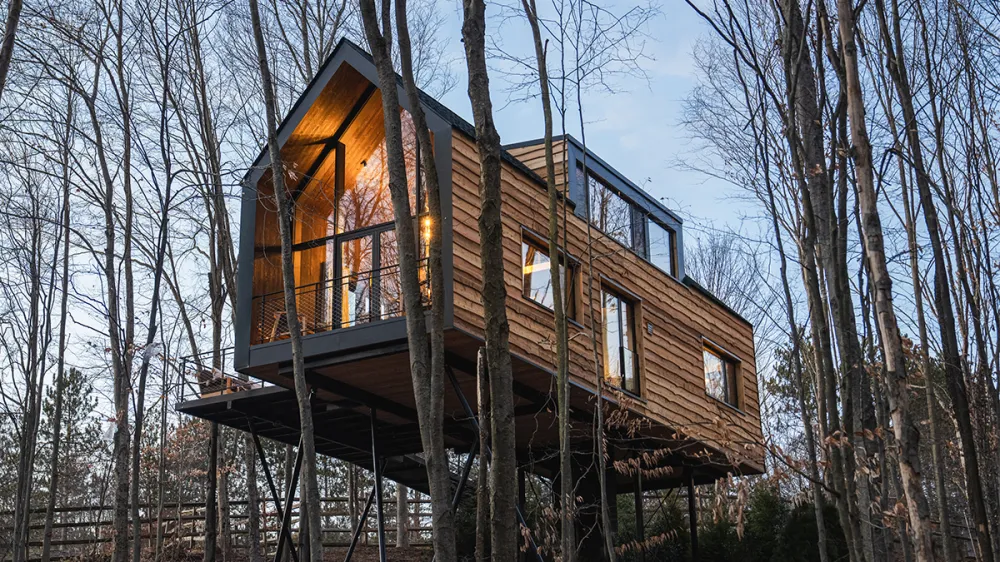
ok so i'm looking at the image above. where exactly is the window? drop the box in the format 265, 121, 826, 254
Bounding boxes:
602, 287, 638, 394
704, 346, 738, 407
252, 94, 430, 344
580, 166, 634, 248
521, 238, 576, 318
647, 219, 676, 276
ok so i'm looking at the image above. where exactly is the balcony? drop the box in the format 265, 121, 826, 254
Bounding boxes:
251, 259, 429, 345
180, 348, 269, 401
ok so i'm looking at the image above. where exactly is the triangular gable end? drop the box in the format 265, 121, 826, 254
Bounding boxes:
243, 38, 457, 191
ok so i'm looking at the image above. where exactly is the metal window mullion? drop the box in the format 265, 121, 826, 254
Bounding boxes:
334, 238, 344, 329
372, 234, 382, 321
617, 295, 627, 388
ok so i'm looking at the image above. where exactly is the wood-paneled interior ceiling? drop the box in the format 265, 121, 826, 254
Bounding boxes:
277, 64, 372, 196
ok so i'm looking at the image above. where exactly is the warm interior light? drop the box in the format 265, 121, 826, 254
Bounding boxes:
522, 261, 551, 275
422, 216, 432, 240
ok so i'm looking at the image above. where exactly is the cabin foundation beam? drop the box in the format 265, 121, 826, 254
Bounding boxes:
451, 438, 479, 511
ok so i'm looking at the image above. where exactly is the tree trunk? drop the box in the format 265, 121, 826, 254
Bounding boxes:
41, 89, 74, 562
873, 1, 993, 558
520, 2, 573, 558
246, 436, 264, 562
476, 348, 491, 562
832, 0, 934, 558
396, 485, 409, 548
248, 1, 323, 559
391, 2, 458, 558
0, 0, 23, 101
460, 4, 519, 560
205, 422, 219, 562
220, 441, 232, 562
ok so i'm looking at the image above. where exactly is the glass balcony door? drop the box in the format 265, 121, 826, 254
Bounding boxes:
335, 223, 400, 329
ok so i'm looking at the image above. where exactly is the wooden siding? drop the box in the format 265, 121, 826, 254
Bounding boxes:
451, 131, 764, 471
506, 139, 570, 195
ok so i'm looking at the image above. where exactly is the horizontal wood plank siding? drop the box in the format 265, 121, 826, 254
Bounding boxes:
453, 131, 764, 470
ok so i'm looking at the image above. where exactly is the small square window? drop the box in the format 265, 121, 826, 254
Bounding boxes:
704, 346, 738, 407
521, 238, 577, 319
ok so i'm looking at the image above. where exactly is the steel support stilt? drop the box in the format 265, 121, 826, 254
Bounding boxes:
343, 483, 378, 562
635, 470, 644, 562
273, 437, 304, 562
451, 439, 480, 511
247, 419, 299, 562
445, 365, 544, 562
371, 408, 387, 562
687, 471, 699, 561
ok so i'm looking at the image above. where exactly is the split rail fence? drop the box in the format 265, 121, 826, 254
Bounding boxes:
1, 495, 431, 560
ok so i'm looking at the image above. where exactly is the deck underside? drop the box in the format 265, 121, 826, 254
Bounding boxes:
179, 330, 759, 495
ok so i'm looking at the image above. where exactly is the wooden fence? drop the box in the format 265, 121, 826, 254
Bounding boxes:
2, 496, 431, 560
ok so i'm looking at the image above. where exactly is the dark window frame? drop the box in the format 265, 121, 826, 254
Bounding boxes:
703, 342, 740, 409
578, 164, 681, 279
580, 166, 641, 252
646, 217, 677, 277
520, 231, 578, 321
601, 284, 640, 396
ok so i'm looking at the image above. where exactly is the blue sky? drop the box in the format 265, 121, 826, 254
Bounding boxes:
434, 0, 741, 231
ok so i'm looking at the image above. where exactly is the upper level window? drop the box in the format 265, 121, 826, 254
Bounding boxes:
581, 167, 633, 248
704, 346, 738, 407
647, 219, 676, 276
252, 90, 428, 345
603, 287, 638, 394
521, 237, 576, 318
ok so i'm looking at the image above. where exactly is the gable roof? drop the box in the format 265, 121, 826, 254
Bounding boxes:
245, 38, 547, 190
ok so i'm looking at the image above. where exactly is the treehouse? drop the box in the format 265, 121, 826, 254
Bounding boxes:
178, 38, 764, 560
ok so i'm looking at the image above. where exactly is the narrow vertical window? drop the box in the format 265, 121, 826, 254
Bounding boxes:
704, 346, 738, 407
603, 287, 638, 394
647, 219, 676, 276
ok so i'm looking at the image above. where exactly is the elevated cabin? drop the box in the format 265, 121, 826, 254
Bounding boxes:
179, 38, 763, 556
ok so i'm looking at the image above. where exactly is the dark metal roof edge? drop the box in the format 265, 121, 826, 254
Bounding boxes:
506, 134, 685, 226
244, 38, 554, 198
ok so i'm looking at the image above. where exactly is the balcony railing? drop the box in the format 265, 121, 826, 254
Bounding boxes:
180, 348, 268, 402
251, 259, 429, 345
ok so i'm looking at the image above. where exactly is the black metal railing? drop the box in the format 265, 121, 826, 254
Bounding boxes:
180, 348, 268, 401
251, 259, 429, 345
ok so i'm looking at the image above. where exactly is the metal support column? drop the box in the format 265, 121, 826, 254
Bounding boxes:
343, 483, 378, 562
687, 471, 698, 561
371, 408, 387, 562
451, 439, 480, 510
273, 437, 304, 562
446, 365, 544, 562
247, 419, 299, 562
518, 468, 527, 562
635, 470, 644, 562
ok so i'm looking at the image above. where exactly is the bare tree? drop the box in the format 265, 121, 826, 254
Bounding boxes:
0, 0, 22, 101
460, 1, 519, 559
248, 1, 323, 560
